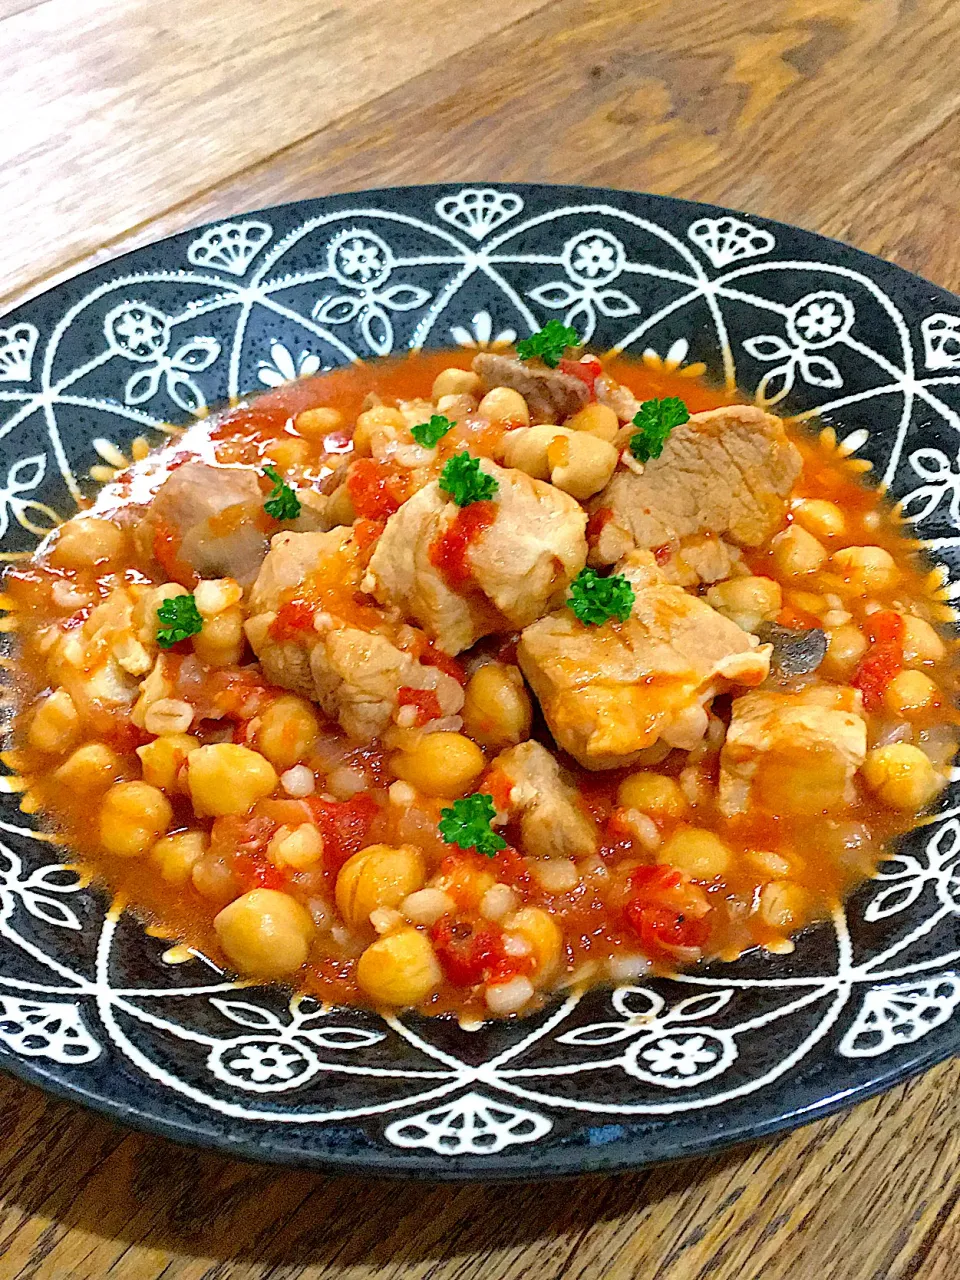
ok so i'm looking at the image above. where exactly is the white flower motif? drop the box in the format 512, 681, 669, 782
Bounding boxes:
641, 1034, 719, 1077
226, 1041, 304, 1083
786, 291, 855, 350
105, 302, 170, 362
258, 341, 323, 387
0, 323, 39, 382
0, 997, 99, 1063
385, 1092, 551, 1155
0, 454, 59, 541
840, 977, 960, 1057
572, 237, 617, 280
450, 310, 517, 350
922, 314, 960, 370
339, 238, 383, 282
898, 447, 960, 529
794, 300, 842, 341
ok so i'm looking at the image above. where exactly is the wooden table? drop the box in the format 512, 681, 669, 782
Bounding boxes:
4, 1, 960, 1275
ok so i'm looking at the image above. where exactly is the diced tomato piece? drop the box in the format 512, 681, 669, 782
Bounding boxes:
346, 458, 410, 519
626, 902, 710, 956
397, 685, 443, 726
628, 864, 684, 895
428, 501, 497, 586
586, 507, 613, 543
353, 517, 386, 553
270, 596, 317, 639
309, 793, 379, 875
653, 543, 673, 566
418, 641, 467, 686
483, 768, 514, 815
234, 850, 287, 892
430, 915, 509, 987
490, 844, 531, 893
776, 604, 821, 631
560, 354, 603, 392
853, 610, 904, 710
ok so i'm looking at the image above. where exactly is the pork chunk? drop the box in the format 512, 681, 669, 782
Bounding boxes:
491, 740, 598, 859
590, 406, 802, 565
517, 550, 771, 770
245, 529, 463, 742
366, 459, 587, 654
719, 686, 867, 817
136, 462, 269, 588
473, 353, 590, 423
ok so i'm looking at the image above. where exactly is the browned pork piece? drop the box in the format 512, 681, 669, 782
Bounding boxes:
365, 458, 587, 655
244, 529, 463, 743
517, 550, 771, 770
472, 353, 590, 423
491, 740, 598, 858
590, 405, 802, 565
137, 460, 330, 589
719, 686, 867, 817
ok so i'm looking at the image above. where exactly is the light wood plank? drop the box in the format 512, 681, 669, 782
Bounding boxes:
0, 0, 551, 304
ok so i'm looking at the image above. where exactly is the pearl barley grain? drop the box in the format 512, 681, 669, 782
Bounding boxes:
281, 765, 316, 797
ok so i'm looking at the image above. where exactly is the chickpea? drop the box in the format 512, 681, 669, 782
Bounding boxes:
28, 688, 80, 755
133, 582, 188, 644
478, 386, 530, 426
884, 669, 940, 718
793, 498, 845, 539
151, 830, 208, 887
50, 517, 127, 569
504, 907, 563, 985
214, 888, 314, 978
547, 431, 618, 500
356, 927, 442, 1006
136, 733, 199, 791
256, 695, 321, 770
705, 576, 782, 632
263, 437, 310, 470
461, 664, 532, 750
661, 827, 730, 879
192, 851, 240, 905
830, 545, 900, 594
187, 744, 278, 816
353, 406, 405, 456
501, 424, 557, 479
54, 742, 123, 792
902, 614, 946, 666
759, 880, 811, 930
294, 407, 343, 440
822, 622, 869, 679
617, 772, 688, 819
771, 525, 827, 577
336, 844, 425, 932
390, 732, 485, 799
193, 607, 245, 668
268, 822, 324, 870
100, 781, 172, 858
565, 403, 619, 442
432, 368, 481, 400
862, 744, 944, 811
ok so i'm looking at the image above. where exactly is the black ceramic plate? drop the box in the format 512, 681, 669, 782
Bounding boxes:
2, 184, 960, 1180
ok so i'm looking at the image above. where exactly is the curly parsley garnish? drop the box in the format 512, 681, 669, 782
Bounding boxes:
628, 396, 690, 464
411, 414, 454, 448
156, 594, 203, 648
438, 452, 498, 507
568, 567, 635, 626
516, 319, 580, 368
262, 464, 302, 520
438, 793, 507, 858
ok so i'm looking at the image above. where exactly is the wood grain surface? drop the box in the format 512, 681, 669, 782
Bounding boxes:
3, 1, 960, 1276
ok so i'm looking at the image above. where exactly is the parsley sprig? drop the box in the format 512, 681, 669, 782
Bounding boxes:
156, 594, 203, 648
628, 396, 689, 464
439, 452, 498, 507
568, 568, 635, 626
411, 414, 454, 448
438, 793, 507, 858
262, 464, 302, 520
516, 319, 579, 368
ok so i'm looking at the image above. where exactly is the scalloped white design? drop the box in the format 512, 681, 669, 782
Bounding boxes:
187, 220, 272, 275
839, 977, 960, 1057
0, 323, 39, 382
435, 187, 523, 240
2, 188, 960, 1163
688, 215, 775, 268
0, 997, 99, 1062
385, 1092, 552, 1154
